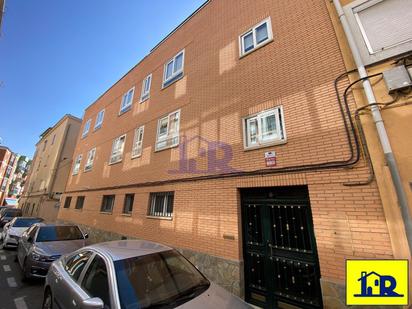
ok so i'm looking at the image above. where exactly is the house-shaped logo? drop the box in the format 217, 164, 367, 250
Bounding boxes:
354, 271, 403, 297
346, 260, 408, 306
168, 135, 241, 175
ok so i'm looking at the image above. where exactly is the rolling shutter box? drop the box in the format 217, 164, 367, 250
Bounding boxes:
344, 0, 412, 65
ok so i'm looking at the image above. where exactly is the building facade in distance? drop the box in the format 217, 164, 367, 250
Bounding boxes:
20, 114, 81, 221
0, 146, 17, 205
8, 155, 31, 198
58, 0, 411, 308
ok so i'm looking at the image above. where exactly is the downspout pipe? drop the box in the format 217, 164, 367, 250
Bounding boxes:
332, 0, 412, 253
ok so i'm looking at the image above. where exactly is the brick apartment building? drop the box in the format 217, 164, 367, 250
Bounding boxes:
0, 146, 17, 205
58, 0, 411, 308
20, 114, 81, 221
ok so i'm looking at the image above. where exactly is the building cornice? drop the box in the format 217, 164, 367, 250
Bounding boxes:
36, 114, 82, 145
84, 0, 211, 113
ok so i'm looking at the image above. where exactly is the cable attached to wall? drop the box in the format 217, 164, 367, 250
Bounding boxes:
342, 70, 412, 186
66, 70, 366, 194
66, 63, 412, 194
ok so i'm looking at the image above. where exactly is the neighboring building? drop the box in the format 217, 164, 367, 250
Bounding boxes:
328, 0, 412, 303
58, 0, 411, 308
3, 152, 18, 201
20, 114, 81, 221
0, 146, 17, 205
8, 155, 31, 198
0, 148, 31, 205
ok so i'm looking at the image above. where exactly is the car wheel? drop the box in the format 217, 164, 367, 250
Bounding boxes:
42, 289, 53, 309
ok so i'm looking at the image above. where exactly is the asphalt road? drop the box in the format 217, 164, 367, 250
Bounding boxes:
0, 241, 44, 309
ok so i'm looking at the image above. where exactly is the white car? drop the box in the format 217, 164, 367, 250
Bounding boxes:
1, 217, 43, 248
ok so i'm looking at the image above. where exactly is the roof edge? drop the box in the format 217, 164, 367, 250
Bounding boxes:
85, 0, 211, 112
0, 145, 12, 152
150, 0, 211, 53
37, 114, 82, 142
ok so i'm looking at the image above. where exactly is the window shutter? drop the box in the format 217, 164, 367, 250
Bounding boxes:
355, 0, 412, 54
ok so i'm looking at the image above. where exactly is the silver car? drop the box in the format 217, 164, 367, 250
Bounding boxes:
0, 208, 22, 227
1, 217, 43, 248
17, 223, 88, 280
43, 240, 251, 309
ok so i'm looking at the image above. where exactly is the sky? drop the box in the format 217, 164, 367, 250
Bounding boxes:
0, 0, 205, 158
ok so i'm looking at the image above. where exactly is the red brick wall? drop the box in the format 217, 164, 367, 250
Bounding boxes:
65, 0, 355, 191
60, 171, 393, 282
59, 0, 394, 283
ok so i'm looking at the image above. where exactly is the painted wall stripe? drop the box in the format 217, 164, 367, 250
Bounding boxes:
7, 277, 17, 288
14, 297, 28, 309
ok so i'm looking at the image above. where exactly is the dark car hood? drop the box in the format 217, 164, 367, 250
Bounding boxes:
34, 239, 85, 256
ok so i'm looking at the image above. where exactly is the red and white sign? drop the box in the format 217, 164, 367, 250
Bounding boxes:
265, 151, 277, 167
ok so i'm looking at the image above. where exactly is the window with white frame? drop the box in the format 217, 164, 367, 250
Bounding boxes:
72, 154, 82, 175
131, 126, 144, 158
244, 106, 286, 149
240, 17, 273, 56
155, 110, 180, 151
343, 0, 412, 65
84, 148, 96, 172
148, 192, 174, 218
163, 50, 184, 88
140, 74, 152, 102
119, 87, 135, 114
82, 119, 91, 138
94, 109, 105, 130
110, 135, 126, 164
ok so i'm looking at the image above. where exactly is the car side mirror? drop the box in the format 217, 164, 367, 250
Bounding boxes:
82, 297, 104, 309
84, 233, 89, 239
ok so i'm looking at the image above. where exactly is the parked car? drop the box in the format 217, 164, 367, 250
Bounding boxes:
1, 217, 43, 248
0, 206, 13, 212
0, 208, 22, 227
43, 240, 251, 309
17, 223, 88, 280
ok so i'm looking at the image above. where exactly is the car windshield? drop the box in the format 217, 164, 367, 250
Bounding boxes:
13, 218, 42, 228
36, 226, 84, 242
114, 250, 210, 309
